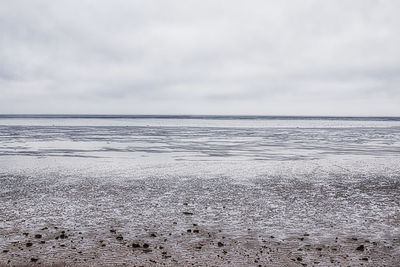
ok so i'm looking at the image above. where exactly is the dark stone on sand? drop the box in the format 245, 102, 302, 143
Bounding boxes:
217, 242, 224, 247
23, 233, 29, 236
187, 229, 192, 233
40, 241, 45, 244
297, 257, 303, 261
60, 233, 67, 239
110, 229, 116, 233
316, 247, 322, 251
3, 250, 8, 253
193, 229, 199, 233
132, 243, 141, 248
26, 242, 33, 247
143, 249, 152, 253
193, 224, 198, 226
183, 211, 193, 215
101, 244, 106, 247
143, 243, 149, 248
31, 258, 38, 262
34, 234, 42, 238
150, 233, 157, 237
361, 257, 369, 261
270, 236, 275, 239
116, 235, 123, 241
41, 227, 48, 230
356, 245, 365, 251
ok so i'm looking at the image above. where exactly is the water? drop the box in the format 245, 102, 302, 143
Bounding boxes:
1, 115, 400, 161
0, 116, 399, 265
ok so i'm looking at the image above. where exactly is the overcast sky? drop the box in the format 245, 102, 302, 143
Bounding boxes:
1, 0, 399, 116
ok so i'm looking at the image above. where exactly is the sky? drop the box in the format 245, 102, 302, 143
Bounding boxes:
0, 0, 399, 116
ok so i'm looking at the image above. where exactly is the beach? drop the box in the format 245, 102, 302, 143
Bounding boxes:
0, 116, 399, 266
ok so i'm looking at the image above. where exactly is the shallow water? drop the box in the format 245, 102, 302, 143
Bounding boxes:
0, 116, 399, 266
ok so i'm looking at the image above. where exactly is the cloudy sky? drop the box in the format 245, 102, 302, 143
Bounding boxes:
1, 0, 399, 116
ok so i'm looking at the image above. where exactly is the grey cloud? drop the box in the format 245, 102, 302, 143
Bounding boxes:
0, 0, 399, 115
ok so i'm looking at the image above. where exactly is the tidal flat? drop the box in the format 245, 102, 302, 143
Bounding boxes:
0, 116, 399, 266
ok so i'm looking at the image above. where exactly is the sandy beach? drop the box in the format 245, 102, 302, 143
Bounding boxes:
1, 118, 400, 266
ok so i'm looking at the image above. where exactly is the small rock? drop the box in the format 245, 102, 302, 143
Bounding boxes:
187, 229, 192, 233
34, 234, 42, 239
26, 242, 33, 247
110, 229, 116, 233
297, 257, 303, 261
116, 235, 123, 241
3, 250, 9, 253
23, 233, 29, 236
356, 245, 365, 251
143, 243, 149, 248
31, 258, 38, 262
143, 249, 152, 253
183, 211, 193, 216
150, 233, 157, 237
193, 229, 199, 233
217, 242, 224, 247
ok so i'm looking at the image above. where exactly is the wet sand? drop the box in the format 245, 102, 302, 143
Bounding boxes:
1, 165, 399, 266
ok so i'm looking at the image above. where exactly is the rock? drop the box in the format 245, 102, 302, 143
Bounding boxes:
143, 249, 152, 253
356, 245, 365, 251
26, 242, 33, 247
34, 234, 42, 239
217, 242, 224, 247
23, 233, 29, 236
116, 235, 123, 241
143, 243, 149, 248
150, 233, 157, 237
297, 257, 303, 261
183, 211, 193, 215
31, 258, 38, 262
40, 241, 45, 244
110, 229, 116, 233
187, 229, 192, 233
3, 250, 8, 253
193, 229, 199, 233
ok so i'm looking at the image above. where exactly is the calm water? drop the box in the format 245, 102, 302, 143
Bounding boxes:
0, 115, 400, 161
